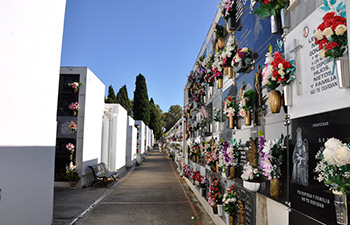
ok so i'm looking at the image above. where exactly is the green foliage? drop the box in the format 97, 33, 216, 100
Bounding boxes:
215, 24, 225, 38
162, 105, 182, 132
243, 89, 256, 111
149, 98, 162, 140
64, 170, 80, 182
106, 85, 117, 103
133, 74, 150, 125
116, 85, 132, 115
253, 0, 288, 18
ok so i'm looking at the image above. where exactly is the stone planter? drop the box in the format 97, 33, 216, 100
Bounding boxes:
243, 180, 260, 192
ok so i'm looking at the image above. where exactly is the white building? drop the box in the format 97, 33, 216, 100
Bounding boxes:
102, 104, 128, 173
56, 67, 105, 187
0, 1, 66, 224
126, 116, 137, 167
135, 120, 146, 154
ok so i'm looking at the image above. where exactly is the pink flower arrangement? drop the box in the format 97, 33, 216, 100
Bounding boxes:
258, 135, 284, 180
68, 82, 83, 91
223, 96, 239, 118
219, 0, 236, 20
66, 143, 75, 155
241, 163, 260, 182
69, 102, 80, 111
68, 121, 77, 132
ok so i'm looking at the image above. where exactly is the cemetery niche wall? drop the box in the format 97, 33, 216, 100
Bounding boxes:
174, 1, 350, 225
55, 67, 105, 187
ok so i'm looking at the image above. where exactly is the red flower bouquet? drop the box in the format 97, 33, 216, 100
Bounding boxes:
315, 11, 347, 59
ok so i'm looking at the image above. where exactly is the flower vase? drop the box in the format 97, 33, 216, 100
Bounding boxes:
226, 22, 233, 34
229, 215, 234, 225
225, 167, 230, 178
200, 187, 206, 197
243, 180, 260, 192
69, 155, 73, 161
217, 204, 223, 216
268, 90, 282, 113
212, 205, 218, 214
217, 37, 225, 49
224, 67, 229, 76
74, 88, 78, 94
230, 166, 235, 179
236, 60, 248, 73
333, 190, 348, 224
218, 78, 223, 89
196, 156, 200, 163
229, 116, 234, 129
283, 85, 292, 106
72, 110, 77, 116
271, 14, 278, 34
216, 161, 219, 172
69, 181, 78, 189
210, 165, 216, 172
336, 56, 350, 88
193, 155, 196, 162
228, 67, 234, 79
245, 112, 251, 126
270, 178, 280, 199
209, 86, 213, 97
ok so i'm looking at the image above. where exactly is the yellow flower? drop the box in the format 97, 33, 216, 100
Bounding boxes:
241, 47, 248, 53
315, 29, 324, 41
322, 27, 334, 39
335, 24, 347, 36
278, 69, 285, 76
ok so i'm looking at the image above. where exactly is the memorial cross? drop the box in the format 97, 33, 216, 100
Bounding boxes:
289, 39, 302, 96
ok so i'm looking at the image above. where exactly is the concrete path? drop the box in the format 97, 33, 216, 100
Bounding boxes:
77, 149, 214, 225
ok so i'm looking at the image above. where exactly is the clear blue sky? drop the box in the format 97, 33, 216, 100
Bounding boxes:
61, 0, 219, 112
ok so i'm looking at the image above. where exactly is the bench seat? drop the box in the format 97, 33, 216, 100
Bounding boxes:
88, 162, 118, 187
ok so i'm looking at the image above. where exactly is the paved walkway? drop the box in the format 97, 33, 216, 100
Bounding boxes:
76, 149, 214, 225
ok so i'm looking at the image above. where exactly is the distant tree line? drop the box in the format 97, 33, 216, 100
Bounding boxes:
105, 73, 182, 140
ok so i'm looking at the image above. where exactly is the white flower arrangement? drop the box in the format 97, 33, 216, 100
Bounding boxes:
241, 162, 260, 182
315, 137, 350, 194
221, 35, 236, 59
212, 53, 223, 72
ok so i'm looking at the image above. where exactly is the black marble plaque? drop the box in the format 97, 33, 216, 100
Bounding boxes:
55, 138, 76, 181
290, 107, 350, 225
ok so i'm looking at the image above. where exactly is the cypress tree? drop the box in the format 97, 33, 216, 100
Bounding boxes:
106, 85, 117, 103
133, 74, 150, 125
149, 98, 162, 140
116, 85, 132, 115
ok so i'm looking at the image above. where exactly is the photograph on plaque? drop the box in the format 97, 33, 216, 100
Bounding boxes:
290, 108, 350, 224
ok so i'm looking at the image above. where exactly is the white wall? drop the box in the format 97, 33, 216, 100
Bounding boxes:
0, 1, 66, 224
145, 126, 149, 151
82, 69, 105, 176
0, 0, 66, 146
0, 147, 55, 225
126, 116, 137, 166
103, 104, 128, 171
